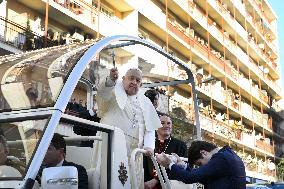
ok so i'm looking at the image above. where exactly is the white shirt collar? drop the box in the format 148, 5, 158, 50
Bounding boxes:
56, 159, 64, 167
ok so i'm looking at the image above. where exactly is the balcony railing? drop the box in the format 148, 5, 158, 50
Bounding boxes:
178, 0, 281, 93
52, 0, 98, 24
256, 139, 275, 154
248, 59, 281, 95
168, 19, 272, 106
245, 9, 278, 55
210, 0, 278, 74
197, 83, 272, 131
0, 16, 57, 51
167, 19, 232, 75
247, 0, 275, 34
200, 113, 275, 157
52, 0, 121, 25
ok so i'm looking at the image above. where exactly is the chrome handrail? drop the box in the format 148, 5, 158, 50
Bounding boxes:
130, 149, 168, 189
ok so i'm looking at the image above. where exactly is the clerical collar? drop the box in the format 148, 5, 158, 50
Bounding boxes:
156, 137, 171, 143
157, 136, 171, 143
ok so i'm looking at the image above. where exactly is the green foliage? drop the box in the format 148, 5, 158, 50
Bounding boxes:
277, 158, 284, 181
169, 108, 194, 146
23, 18, 34, 50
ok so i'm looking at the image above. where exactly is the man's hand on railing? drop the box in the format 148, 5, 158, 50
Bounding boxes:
172, 153, 187, 169
156, 153, 172, 168
156, 153, 187, 169
144, 147, 154, 157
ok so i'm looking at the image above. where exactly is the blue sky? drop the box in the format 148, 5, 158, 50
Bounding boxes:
268, 0, 284, 94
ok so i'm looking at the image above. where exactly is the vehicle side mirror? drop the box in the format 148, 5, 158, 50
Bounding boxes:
41, 166, 78, 189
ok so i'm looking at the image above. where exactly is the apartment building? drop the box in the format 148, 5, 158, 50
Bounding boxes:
0, 0, 283, 184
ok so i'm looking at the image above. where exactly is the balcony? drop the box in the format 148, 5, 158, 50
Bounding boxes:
16, 0, 132, 39
205, 2, 280, 90
51, 0, 128, 36
232, 0, 246, 17
202, 0, 280, 79
200, 113, 275, 158
167, 19, 278, 115
247, 0, 277, 36
242, 2, 278, 56
167, 83, 276, 158
210, 0, 248, 40
172, 0, 281, 99
0, 16, 57, 52
167, 19, 231, 73
248, 59, 281, 97
256, 139, 274, 154
197, 81, 272, 132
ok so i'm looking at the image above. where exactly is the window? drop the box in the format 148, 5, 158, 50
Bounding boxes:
0, 118, 49, 179
93, 1, 114, 18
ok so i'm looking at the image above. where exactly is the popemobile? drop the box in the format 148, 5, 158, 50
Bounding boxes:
0, 35, 201, 189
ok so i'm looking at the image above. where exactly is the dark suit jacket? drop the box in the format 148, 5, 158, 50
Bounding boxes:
144, 136, 187, 182
74, 110, 99, 147
63, 161, 88, 189
170, 146, 246, 189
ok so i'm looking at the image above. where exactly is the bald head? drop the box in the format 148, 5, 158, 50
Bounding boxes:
122, 68, 143, 96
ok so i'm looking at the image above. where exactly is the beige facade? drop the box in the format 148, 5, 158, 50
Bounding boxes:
0, 0, 283, 183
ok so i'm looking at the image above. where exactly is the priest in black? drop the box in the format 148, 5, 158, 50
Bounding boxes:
144, 113, 187, 189
41, 133, 88, 189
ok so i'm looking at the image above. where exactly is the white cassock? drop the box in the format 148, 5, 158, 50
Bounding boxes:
97, 77, 162, 154
97, 77, 162, 188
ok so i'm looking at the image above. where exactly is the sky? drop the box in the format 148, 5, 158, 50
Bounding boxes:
268, 0, 284, 99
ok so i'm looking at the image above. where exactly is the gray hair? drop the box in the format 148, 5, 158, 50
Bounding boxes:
125, 68, 142, 76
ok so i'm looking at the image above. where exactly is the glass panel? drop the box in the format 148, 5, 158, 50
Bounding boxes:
0, 118, 48, 179
0, 42, 93, 112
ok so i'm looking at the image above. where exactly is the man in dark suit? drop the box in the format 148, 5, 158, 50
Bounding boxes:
144, 113, 187, 189
156, 140, 246, 189
144, 89, 160, 109
42, 133, 88, 189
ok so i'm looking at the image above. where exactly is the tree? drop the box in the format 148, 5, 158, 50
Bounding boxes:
170, 107, 194, 145
23, 18, 34, 51
277, 158, 284, 181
